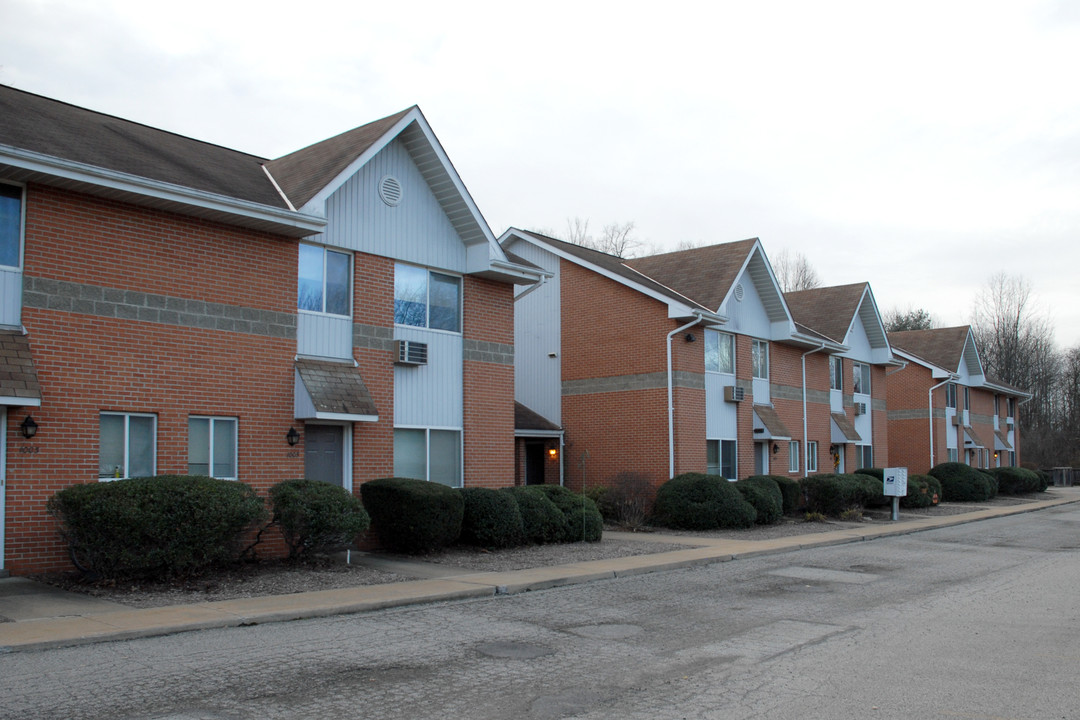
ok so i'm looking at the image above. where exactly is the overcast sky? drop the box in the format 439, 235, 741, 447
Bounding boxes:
3, 0, 1078, 346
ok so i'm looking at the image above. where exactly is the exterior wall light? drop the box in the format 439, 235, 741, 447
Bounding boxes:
772, 442, 779, 455
20, 415, 38, 439
548, 447, 559, 460
286, 427, 300, 446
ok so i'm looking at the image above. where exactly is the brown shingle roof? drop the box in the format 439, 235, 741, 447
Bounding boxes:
515, 402, 561, 432
888, 326, 972, 372
0, 330, 41, 403
295, 359, 377, 418
963, 426, 987, 448
264, 107, 414, 208
830, 412, 862, 442
0, 84, 285, 207
752, 404, 792, 440
994, 428, 1013, 450
785, 284, 868, 344
624, 239, 759, 312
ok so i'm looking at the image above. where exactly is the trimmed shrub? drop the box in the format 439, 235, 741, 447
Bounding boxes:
269, 479, 370, 558
800, 474, 864, 517
980, 470, 999, 498
653, 473, 756, 530
360, 478, 463, 553
1035, 469, 1050, 492
900, 474, 935, 509
922, 474, 943, 503
928, 463, 994, 502
459, 487, 525, 548
851, 470, 889, 507
985, 467, 1040, 495
761, 475, 803, 515
531, 485, 603, 542
599, 472, 655, 528
501, 487, 565, 544
736, 477, 783, 525
47, 475, 266, 580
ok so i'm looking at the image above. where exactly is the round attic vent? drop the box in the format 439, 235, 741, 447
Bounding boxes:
379, 175, 403, 206
733, 283, 745, 302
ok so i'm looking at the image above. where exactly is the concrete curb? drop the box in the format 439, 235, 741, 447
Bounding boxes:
2, 490, 1076, 653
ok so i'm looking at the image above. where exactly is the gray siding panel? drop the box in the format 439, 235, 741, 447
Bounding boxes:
0, 268, 20, 325
298, 313, 352, 360
511, 242, 562, 425
394, 326, 462, 428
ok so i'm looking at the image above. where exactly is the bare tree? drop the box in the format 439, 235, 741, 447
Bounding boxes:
564, 217, 591, 246
772, 249, 821, 292
884, 306, 937, 332
562, 217, 642, 258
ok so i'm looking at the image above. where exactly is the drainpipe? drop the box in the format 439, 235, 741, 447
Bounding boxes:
928, 377, 955, 468
668, 315, 703, 479
801, 343, 827, 477
512, 273, 549, 303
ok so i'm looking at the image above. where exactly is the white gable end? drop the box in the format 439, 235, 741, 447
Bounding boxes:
720, 267, 773, 338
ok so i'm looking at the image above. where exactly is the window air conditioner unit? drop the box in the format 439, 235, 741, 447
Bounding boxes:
395, 340, 428, 366
951, 414, 961, 426
724, 386, 745, 403
1006, 417, 1014, 426
854, 402, 867, 416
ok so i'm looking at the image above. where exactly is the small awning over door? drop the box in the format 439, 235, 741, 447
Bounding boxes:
994, 429, 1013, 451
830, 412, 862, 443
752, 404, 792, 440
294, 359, 378, 422
0, 330, 41, 407
963, 426, 987, 448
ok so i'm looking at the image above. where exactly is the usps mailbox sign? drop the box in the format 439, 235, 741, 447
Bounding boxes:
883, 467, 908, 497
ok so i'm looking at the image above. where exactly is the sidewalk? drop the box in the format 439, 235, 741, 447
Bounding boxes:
2, 488, 1077, 653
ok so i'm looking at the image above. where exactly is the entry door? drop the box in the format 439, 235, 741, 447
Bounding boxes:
1, 407, 6, 573
525, 442, 546, 485
754, 442, 768, 476
835, 445, 845, 473
304, 424, 344, 487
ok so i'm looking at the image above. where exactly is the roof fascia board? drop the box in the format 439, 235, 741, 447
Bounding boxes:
1, 144, 326, 235
0, 396, 41, 407
514, 429, 564, 438
981, 380, 1033, 399
728, 241, 799, 331
503, 229, 716, 320
310, 411, 378, 423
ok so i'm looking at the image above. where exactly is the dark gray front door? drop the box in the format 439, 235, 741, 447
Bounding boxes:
305, 424, 344, 487
525, 442, 546, 485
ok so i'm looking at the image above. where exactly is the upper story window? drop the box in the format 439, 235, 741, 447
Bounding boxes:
394, 264, 461, 332
964, 386, 970, 410
298, 244, 351, 316
751, 339, 768, 379
188, 416, 237, 480
994, 394, 1000, 416
99, 412, 156, 479
1007, 397, 1016, 417
830, 356, 843, 391
853, 362, 871, 395
704, 330, 734, 374
945, 382, 957, 409
0, 183, 23, 269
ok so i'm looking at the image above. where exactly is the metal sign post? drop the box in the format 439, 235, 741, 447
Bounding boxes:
883, 467, 908, 521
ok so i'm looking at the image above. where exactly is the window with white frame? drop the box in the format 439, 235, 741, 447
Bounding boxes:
0, 183, 22, 269
963, 386, 970, 410
751, 339, 768, 379
945, 383, 957, 409
704, 330, 735, 374
789, 441, 799, 473
852, 362, 871, 394
807, 441, 818, 473
994, 395, 1000, 416
829, 356, 843, 391
394, 264, 461, 332
188, 417, 237, 480
393, 428, 462, 486
298, 244, 351, 316
707, 439, 737, 480
856, 444, 873, 470
948, 447, 958, 463
99, 412, 156, 479
1007, 397, 1016, 417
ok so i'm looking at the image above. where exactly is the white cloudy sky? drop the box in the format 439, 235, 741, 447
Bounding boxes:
3, 0, 1078, 344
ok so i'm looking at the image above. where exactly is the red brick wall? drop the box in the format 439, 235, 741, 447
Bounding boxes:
7, 185, 303, 573
352, 252, 395, 483
886, 362, 938, 474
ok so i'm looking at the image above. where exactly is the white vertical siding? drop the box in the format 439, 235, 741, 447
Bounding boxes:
297, 313, 352, 360
830, 388, 844, 413
316, 139, 467, 273
394, 326, 463, 427
705, 374, 737, 438
842, 316, 873, 362
854, 393, 872, 444
752, 377, 770, 403
509, 242, 561, 425
0, 268, 20, 326
720, 269, 772, 339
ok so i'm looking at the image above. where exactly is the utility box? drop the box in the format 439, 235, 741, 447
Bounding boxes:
883, 467, 908, 497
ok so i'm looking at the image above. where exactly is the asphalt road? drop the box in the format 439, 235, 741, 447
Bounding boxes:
3, 505, 1079, 720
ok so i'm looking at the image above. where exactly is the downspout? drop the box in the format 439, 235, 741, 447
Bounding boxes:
668, 315, 703, 479
512, 273, 549, 303
927, 377, 954, 468
801, 344, 827, 477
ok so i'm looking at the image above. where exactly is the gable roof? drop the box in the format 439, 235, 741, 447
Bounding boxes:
624, 239, 759, 312
888, 326, 974, 374
0, 84, 323, 237
785, 283, 870, 344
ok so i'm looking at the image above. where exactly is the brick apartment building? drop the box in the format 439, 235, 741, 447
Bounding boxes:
887, 326, 1028, 474
501, 230, 899, 493
0, 85, 539, 574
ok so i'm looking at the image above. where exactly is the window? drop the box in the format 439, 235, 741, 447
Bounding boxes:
947, 447, 958, 463
945, 383, 957, 409
1007, 397, 1016, 417
99, 412, 156, 479
707, 439, 737, 480
704, 330, 734, 374
751, 340, 768, 379
856, 444, 873, 470
188, 417, 237, 480
789, 441, 799, 473
394, 264, 461, 332
393, 428, 462, 486
0, 183, 22, 269
994, 395, 1000, 416
852, 362, 871, 394
807, 441, 818, 473
298, 244, 350, 315
830, 356, 843, 391
963, 386, 970, 410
